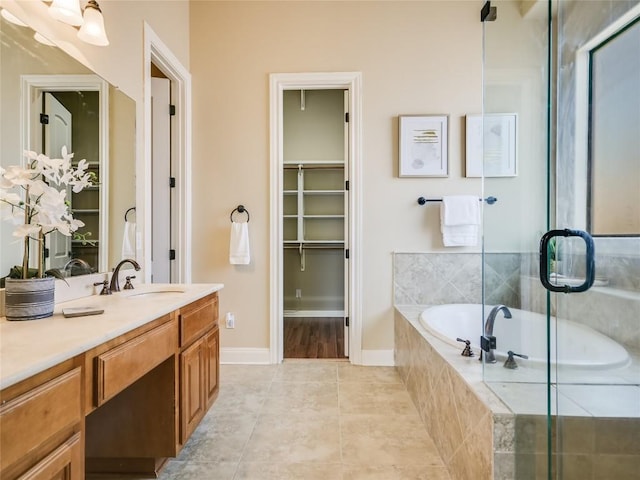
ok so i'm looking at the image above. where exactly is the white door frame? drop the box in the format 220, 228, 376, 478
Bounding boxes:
143, 23, 192, 283
21, 74, 109, 273
269, 72, 363, 364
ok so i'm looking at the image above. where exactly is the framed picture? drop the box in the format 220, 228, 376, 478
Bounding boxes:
398, 115, 448, 177
465, 113, 518, 177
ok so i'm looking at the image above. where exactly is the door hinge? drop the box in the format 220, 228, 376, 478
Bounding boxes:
40, 113, 49, 125
345, 180, 349, 191
345, 248, 349, 259
345, 317, 350, 327
345, 112, 349, 123
169, 104, 176, 116
169, 177, 176, 188
169, 249, 176, 260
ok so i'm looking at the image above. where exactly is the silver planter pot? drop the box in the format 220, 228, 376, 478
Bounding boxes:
5, 277, 55, 321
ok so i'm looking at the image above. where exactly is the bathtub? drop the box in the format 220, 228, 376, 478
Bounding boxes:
420, 304, 630, 369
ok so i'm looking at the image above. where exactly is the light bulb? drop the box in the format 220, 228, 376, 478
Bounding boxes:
77, 0, 109, 46
48, 0, 83, 27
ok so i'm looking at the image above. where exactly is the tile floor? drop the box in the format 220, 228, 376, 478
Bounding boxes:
160, 361, 451, 479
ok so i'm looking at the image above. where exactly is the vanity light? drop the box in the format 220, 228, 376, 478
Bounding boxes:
0, 8, 28, 27
77, 0, 109, 46
48, 0, 83, 26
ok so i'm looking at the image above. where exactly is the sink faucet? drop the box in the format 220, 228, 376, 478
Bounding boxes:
110, 259, 141, 293
63, 258, 93, 276
483, 305, 512, 363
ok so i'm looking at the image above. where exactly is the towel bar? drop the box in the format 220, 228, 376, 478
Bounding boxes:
417, 196, 497, 205
230, 205, 250, 222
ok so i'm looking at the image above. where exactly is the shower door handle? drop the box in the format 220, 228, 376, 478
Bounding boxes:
539, 229, 595, 293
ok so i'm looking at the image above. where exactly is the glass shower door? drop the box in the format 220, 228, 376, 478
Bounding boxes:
552, 2, 640, 479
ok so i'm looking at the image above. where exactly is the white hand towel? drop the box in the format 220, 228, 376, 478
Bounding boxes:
229, 222, 251, 265
121, 221, 137, 259
440, 195, 481, 247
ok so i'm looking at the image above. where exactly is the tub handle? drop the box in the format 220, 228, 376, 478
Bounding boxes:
539, 229, 595, 293
456, 338, 474, 357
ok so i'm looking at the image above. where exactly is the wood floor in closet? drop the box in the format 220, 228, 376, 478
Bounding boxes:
284, 317, 346, 359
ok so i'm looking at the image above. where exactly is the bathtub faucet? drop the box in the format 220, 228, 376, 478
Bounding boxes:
482, 305, 512, 364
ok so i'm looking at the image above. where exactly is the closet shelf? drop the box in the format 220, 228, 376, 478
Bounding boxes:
303, 190, 344, 195
303, 215, 344, 219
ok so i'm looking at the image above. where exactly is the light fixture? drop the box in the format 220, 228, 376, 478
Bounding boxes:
1, 8, 28, 27
77, 0, 109, 46
48, 0, 83, 26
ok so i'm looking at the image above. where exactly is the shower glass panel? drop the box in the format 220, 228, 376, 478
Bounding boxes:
481, 0, 552, 477
482, 1, 640, 479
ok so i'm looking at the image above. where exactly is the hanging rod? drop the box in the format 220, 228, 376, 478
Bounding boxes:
283, 163, 344, 170
417, 196, 497, 205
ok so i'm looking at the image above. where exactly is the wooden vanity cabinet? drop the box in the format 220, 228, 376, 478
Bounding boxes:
0, 364, 84, 480
178, 293, 219, 445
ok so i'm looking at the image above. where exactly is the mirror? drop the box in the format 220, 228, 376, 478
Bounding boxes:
0, 15, 136, 277
587, 17, 640, 236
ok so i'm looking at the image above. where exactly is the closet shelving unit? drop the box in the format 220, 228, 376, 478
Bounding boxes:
70, 162, 100, 266
283, 160, 345, 257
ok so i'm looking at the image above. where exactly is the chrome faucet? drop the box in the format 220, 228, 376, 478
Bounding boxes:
109, 259, 141, 293
483, 305, 512, 363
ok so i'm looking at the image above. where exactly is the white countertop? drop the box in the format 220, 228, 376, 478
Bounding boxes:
0, 283, 223, 390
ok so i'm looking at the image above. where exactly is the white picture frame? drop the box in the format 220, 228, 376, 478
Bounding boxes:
398, 115, 448, 177
465, 113, 518, 177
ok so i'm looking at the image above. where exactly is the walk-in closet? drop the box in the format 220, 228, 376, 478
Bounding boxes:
282, 88, 349, 359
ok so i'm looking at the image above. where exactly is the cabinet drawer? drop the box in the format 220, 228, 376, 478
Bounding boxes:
179, 294, 218, 348
95, 318, 177, 406
17, 432, 82, 480
0, 368, 82, 473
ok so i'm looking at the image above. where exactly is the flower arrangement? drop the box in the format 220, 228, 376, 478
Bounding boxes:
0, 147, 95, 280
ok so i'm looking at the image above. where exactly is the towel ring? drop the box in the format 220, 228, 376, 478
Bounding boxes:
230, 205, 250, 223
124, 207, 136, 222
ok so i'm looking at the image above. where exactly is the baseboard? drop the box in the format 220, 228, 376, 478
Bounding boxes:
283, 310, 344, 318
361, 349, 395, 366
220, 348, 271, 364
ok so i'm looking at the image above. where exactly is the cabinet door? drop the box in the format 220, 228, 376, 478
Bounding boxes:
204, 327, 219, 408
180, 339, 205, 444
17, 432, 82, 480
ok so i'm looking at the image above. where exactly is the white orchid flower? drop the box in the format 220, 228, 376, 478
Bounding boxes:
13, 223, 41, 238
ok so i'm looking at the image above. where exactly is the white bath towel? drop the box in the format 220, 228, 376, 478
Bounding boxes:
229, 222, 251, 265
121, 221, 137, 259
440, 195, 481, 247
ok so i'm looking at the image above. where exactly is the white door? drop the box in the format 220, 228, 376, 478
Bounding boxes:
43, 93, 72, 271
151, 77, 172, 283
342, 90, 350, 357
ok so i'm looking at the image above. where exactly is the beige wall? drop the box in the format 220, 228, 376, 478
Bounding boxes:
189, 1, 483, 352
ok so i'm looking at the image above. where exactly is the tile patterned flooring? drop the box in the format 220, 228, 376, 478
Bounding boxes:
160, 361, 451, 479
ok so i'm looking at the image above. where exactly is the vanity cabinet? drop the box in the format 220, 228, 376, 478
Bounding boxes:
178, 294, 219, 444
0, 365, 83, 480
0, 289, 221, 479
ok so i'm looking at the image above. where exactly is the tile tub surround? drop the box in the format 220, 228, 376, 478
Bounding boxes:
150, 362, 452, 480
395, 306, 640, 480
393, 252, 522, 308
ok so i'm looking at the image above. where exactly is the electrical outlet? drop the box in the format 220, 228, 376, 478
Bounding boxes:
295, 289, 302, 299
225, 312, 235, 329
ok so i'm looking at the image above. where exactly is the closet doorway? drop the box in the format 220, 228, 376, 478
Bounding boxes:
282, 89, 349, 359
270, 72, 362, 364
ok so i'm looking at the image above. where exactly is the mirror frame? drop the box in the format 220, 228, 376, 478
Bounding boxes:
21, 74, 110, 272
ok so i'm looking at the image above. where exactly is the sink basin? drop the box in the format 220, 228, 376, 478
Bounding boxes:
126, 289, 186, 298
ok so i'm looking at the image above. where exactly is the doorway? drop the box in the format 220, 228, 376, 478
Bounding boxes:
282, 89, 348, 359
269, 72, 363, 364
143, 23, 192, 284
